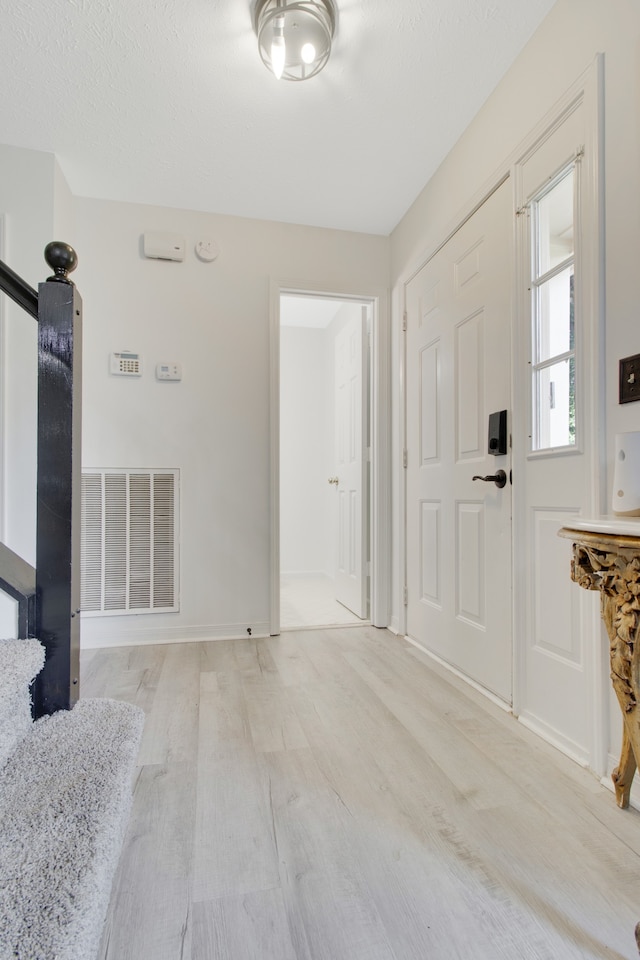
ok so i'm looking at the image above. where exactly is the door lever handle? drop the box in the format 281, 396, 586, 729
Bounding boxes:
472, 470, 507, 489
328, 476, 339, 485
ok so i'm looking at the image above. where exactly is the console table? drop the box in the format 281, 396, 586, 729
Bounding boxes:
559, 520, 640, 809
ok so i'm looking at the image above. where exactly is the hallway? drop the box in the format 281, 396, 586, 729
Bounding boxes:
280, 574, 363, 629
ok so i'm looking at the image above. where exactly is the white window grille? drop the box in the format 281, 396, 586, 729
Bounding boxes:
530, 165, 576, 451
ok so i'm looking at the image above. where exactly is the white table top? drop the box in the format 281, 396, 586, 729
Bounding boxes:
560, 516, 640, 537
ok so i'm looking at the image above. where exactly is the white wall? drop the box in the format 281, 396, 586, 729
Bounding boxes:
53, 157, 75, 244
389, 0, 640, 761
280, 324, 333, 576
0, 145, 73, 637
0, 145, 58, 565
74, 196, 389, 645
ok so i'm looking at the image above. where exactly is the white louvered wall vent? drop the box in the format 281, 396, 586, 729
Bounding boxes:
81, 469, 179, 616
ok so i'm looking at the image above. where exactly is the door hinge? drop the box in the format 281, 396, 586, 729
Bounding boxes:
403, 448, 408, 468
403, 585, 408, 606
402, 312, 407, 332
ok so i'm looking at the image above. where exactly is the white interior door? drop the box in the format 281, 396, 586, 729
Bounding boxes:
405, 179, 512, 703
334, 310, 367, 618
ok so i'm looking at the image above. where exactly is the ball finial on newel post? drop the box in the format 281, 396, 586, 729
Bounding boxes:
44, 242, 78, 283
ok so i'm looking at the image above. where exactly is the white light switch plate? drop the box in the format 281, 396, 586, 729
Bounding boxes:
156, 362, 182, 381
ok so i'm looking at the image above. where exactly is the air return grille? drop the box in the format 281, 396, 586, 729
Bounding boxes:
81, 470, 179, 615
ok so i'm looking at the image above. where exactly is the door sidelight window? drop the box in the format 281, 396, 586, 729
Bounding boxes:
530, 166, 576, 451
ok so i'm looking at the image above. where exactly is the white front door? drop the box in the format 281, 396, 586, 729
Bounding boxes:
512, 74, 602, 768
405, 179, 512, 702
334, 309, 368, 618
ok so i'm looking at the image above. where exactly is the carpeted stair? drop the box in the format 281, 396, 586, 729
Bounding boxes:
0, 638, 144, 960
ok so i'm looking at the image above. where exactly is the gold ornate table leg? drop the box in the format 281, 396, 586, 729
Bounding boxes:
611, 727, 636, 809
565, 537, 640, 808
602, 589, 640, 808
562, 531, 640, 950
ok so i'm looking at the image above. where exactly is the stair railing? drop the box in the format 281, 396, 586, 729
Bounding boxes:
0, 243, 82, 717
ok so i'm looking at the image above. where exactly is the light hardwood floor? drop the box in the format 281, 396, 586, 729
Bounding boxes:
82, 627, 640, 960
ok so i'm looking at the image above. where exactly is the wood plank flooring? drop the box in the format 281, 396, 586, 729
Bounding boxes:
82, 626, 640, 960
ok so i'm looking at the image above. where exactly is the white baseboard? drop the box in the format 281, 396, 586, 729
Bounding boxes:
80, 621, 271, 650
517, 710, 589, 768
407, 636, 594, 770
405, 635, 511, 712
388, 616, 400, 636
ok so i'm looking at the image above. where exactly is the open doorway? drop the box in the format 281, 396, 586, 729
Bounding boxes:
279, 293, 371, 630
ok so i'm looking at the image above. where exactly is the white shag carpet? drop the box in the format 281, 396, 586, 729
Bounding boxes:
0, 695, 144, 960
0, 638, 45, 769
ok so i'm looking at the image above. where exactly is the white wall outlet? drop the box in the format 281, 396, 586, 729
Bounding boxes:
156, 362, 182, 381
110, 351, 142, 377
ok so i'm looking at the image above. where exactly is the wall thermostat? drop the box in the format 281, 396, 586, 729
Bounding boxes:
110, 351, 142, 377
156, 362, 182, 381
195, 239, 219, 262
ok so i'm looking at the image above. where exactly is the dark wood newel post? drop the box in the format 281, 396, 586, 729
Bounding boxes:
32, 242, 82, 717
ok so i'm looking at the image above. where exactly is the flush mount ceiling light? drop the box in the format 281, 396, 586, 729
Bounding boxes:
254, 0, 337, 81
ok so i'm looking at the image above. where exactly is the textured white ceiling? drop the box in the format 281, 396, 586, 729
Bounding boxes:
0, 0, 557, 235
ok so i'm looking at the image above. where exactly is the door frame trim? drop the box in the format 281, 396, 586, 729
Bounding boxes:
269, 278, 390, 635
